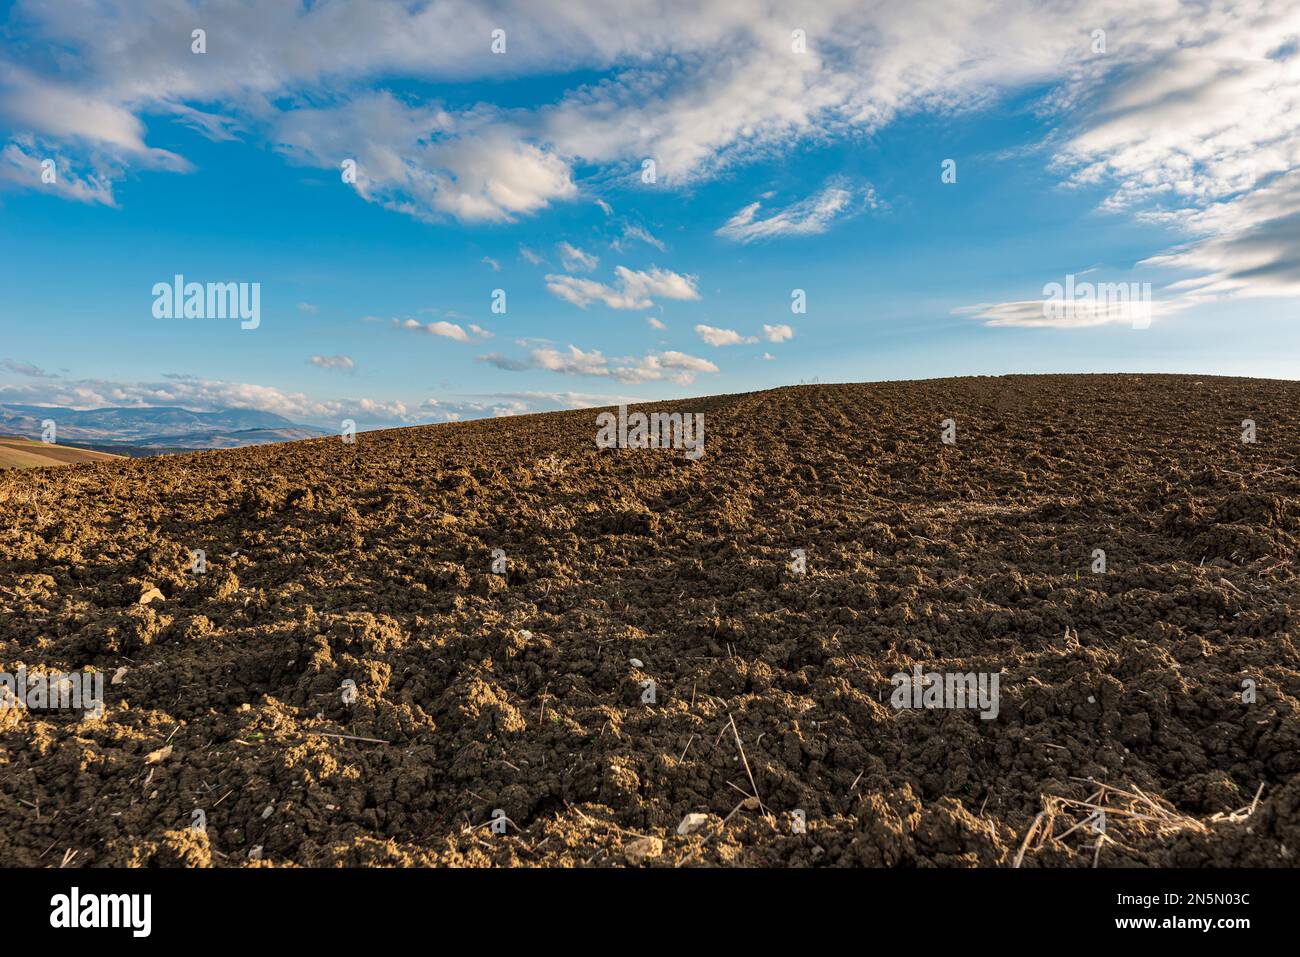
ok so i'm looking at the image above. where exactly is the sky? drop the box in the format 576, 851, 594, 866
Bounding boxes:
1, 0, 1299, 429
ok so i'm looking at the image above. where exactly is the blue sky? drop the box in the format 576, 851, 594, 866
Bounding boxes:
2, 1, 1299, 427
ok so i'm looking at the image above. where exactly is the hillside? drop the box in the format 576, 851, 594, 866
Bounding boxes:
0, 373, 1297, 867
0, 436, 124, 470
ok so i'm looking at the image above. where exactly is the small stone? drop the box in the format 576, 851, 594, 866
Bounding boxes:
261, 803, 275, 819
111, 667, 128, 685
138, 586, 165, 606
677, 812, 710, 836
248, 845, 263, 860
625, 836, 663, 865
145, 744, 173, 764
629, 658, 644, 668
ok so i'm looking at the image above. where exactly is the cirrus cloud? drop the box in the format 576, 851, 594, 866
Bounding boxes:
717, 179, 879, 243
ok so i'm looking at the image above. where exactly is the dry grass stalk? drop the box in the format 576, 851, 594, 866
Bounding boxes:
1015, 780, 1265, 865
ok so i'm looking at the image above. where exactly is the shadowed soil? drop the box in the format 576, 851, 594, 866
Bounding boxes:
1, 373, 1298, 867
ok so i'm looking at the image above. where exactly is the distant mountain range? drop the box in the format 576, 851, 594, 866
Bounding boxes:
0, 404, 330, 456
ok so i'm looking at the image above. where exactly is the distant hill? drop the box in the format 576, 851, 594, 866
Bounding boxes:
0, 405, 330, 454
0, 435, 124, 469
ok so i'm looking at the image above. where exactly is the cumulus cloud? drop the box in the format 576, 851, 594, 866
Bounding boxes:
762, 324, 794, 342
695, 324, 756, 346
275, 98, 577, 223
646, 317, 667, 330
393, 318, 491, 341
546, 265, 700, 310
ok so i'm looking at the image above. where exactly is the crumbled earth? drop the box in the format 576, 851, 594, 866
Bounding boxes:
1, 373, 1298, 867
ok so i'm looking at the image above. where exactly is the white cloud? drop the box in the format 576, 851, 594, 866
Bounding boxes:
530, 344, 614, 377
0, 370, 637, 428
717, 180, 877, 242
0, 373, 411, 427
0, 139, 118, 206
487, 389, 639, 409
762, 324, 794, 342
480, 344, 718, 384
297, 302, 319, 314
695, 324, 756, 346
546, 265, 699, 310
614, 222, 667, 252
1, 358, 58, 378
275, 100, 577, 223
481, 256, 501, 271
393, 318, 491, 342
557, 241, 599, 272
1137, 169, 1300, 302
309, 354, 356, 371
646, 317, 666, 330
0, 66, 189, 170
7, 0, 1300, 313
954, 294, 1171, 329
0, 1, 1145, 221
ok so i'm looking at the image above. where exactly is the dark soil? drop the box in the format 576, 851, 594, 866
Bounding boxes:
2, 373, 1298, 867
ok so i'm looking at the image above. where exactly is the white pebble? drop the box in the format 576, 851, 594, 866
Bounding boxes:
677, 812, 710, 836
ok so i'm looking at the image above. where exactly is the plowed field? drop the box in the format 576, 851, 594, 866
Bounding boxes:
2, 374, 1298, 867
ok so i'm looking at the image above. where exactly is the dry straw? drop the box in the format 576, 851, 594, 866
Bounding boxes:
1014, 779, 1265, 867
